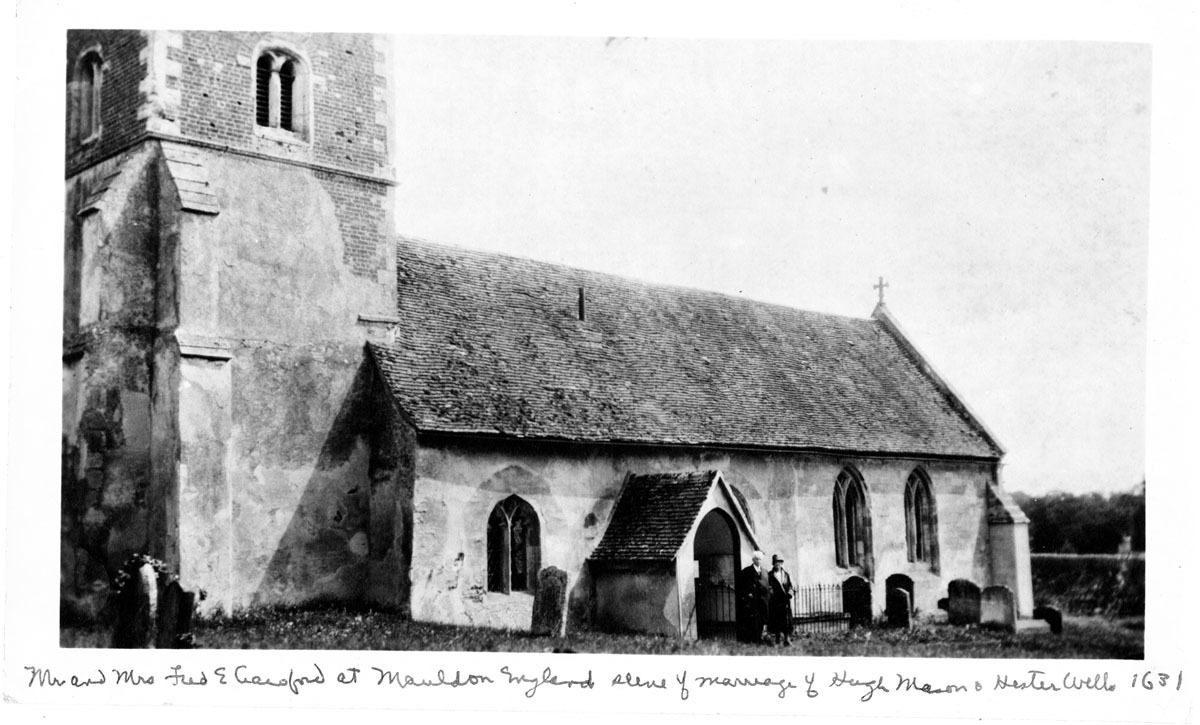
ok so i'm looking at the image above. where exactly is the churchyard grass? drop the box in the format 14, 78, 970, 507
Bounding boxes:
64, 606, 1142, 658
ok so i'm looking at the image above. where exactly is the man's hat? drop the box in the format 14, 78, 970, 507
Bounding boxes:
772, 554, 784, 563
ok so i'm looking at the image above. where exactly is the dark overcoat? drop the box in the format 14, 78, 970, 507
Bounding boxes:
736, 563, 770, 642
767, 567, 794, 634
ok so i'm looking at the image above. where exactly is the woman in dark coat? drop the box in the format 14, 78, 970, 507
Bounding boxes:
767, 554, 794, 646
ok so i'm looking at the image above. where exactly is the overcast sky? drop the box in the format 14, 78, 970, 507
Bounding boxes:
391, 37, 1150, 496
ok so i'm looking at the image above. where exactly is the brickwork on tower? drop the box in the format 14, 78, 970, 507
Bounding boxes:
168, 31, 394, 280
315, 170, 394, 280
65, 30, 150, 173
169, 31, 391, 177
63, 30, 398, 622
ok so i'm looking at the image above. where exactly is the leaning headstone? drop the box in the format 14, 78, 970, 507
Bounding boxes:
842, 575, 872, 627
885, 573, 915, 614
1033, 605, 1063, 635
947, 578, 981, 626
531, 566, 569, 637
113, 562, 158, 648
886, 588, 912, 628
981, 585, 1016, 632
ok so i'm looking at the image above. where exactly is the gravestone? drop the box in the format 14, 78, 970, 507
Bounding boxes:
885, 573, 914, 614
981, 585, 1016, 632
947, 578, 981, 626
531, 566, 569, 637
842, 575, 872, 627
886, 588, 911, 628
156, 581, 181, 649
156, 581, 197, 649
113, 562, 158, 648
937, 597, 949, 611
1033, 605, 1063, 635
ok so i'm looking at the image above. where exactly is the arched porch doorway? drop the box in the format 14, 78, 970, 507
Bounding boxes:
693, 508, 740, 639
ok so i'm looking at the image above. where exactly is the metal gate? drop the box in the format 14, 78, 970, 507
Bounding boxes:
695, 580, 737, 640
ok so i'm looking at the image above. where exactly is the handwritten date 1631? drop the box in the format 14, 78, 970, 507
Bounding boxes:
1133, 671, 1183, 691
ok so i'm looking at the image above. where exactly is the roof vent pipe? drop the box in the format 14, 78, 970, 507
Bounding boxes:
577, 286, 586, 321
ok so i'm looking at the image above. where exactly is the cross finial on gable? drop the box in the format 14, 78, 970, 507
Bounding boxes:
874, 276, 889, 304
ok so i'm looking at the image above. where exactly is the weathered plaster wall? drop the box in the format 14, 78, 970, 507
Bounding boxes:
410, 438, 996, 631
364, 388, 416, 613
61, 144, 167, 622
64, 30, 402, 621
177, 355, 231, 610
171, 150, 394, 613
989, 522, 1034, 617
411, 441, 625, 630
788, 456, 994, 615
593, 568, 677, 636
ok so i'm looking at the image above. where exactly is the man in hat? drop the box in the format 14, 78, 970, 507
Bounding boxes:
737, 550, 770, 644
767, 554, 794, 646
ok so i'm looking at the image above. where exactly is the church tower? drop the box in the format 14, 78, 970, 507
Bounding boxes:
62, 31, 399, 620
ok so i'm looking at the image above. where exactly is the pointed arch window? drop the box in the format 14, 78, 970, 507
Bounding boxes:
487, 495, 541, 594
72, 49, 104, 144
905, 469, 940, 572
833, 468, 873, 577
254, 48, 309, 140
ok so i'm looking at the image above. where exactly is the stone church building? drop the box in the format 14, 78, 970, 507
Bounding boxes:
62, 30, 1033, 638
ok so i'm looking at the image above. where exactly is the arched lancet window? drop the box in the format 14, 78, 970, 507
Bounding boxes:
487, 495, 541, 594
905, 469, 940, 572
833, 468, 873, 577
278, 60, 296, 131
255, 54, 273, 127
254, 47, 309, 139
72, 50, 103, 144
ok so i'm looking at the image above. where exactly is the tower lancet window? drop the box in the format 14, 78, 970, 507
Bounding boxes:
72, 49, 104, 144
254, 47, 309, 139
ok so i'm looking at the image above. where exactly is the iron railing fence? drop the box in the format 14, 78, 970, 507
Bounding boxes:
791, 582, 852, 633
694, 580, 868, 639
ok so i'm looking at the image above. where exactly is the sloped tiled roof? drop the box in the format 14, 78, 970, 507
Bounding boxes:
589, 471, 719, 562
369, 237, 1002, 458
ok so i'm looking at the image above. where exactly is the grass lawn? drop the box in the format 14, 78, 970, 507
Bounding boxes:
64, 607, 1144, 658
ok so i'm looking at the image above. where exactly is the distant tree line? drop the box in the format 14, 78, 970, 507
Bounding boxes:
1012, 482, 1145, 554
